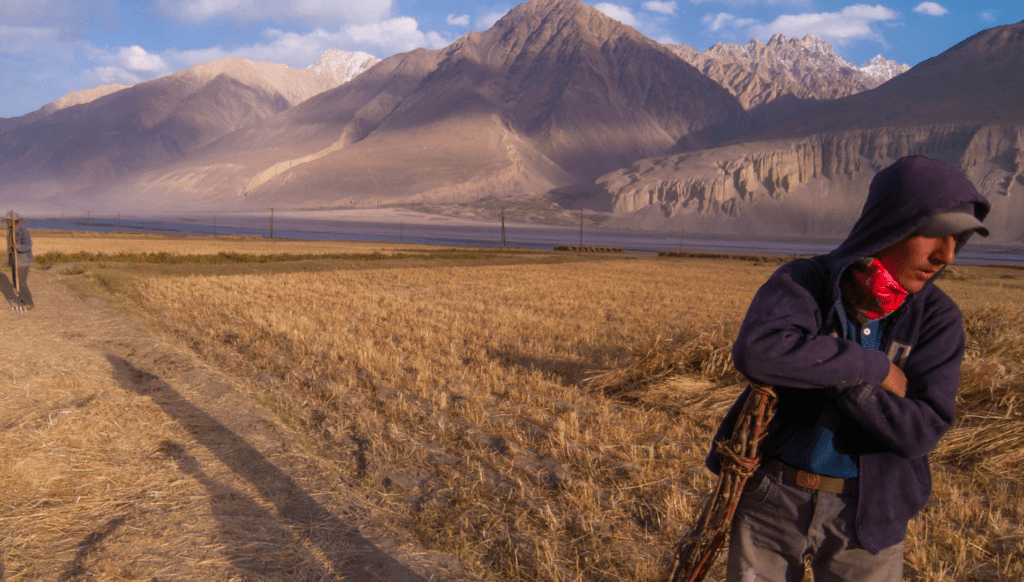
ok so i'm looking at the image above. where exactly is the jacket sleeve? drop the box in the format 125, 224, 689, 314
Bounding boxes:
831, 293, 963, 459
731, 260, 892, 390
17, 226, 31, 252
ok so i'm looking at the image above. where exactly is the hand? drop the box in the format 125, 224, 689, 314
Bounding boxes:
881, 362, 907, 397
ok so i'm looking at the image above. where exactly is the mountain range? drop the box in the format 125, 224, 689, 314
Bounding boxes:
602, 20, 1024, 243
1, 0, 1021, 243
667, 34, 909, 110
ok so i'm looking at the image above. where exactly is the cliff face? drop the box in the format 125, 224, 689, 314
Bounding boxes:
602, 124, 1024, 231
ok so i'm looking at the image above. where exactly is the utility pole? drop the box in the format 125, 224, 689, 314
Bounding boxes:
501, 210, 506, 247
269, 208, 274, 239
579, 208, 583, 250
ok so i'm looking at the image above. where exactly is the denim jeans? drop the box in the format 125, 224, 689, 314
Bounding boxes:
726, 466, 904, 582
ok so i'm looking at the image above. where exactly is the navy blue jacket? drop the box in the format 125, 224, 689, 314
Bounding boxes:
11, 222, 32, 268
707, 157, 990, 553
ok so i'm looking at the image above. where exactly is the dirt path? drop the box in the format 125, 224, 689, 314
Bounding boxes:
0, 268, 466, 581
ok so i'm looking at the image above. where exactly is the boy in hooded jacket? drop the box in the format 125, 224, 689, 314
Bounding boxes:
708, 156, 990, 581
6, 212, 33, 309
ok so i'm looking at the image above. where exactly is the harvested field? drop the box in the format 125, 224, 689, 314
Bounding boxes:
2, 233, 1022, 581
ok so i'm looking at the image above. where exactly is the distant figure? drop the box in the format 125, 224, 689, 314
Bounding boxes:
708, 156, 989, 581
6, 212, 34, 310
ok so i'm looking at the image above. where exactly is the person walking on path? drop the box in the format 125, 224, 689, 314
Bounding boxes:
7, 212, 34, 310
707, 156, 990, 581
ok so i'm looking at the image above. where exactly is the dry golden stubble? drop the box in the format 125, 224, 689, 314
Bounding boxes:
33, 230, 431, 257
0, 369, 284, 581
137, 259, 767, 580
128, 256, 1024, 581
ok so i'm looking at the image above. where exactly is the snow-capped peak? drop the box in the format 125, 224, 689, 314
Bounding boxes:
859, 54, 911, 84
309, 50, 379, 84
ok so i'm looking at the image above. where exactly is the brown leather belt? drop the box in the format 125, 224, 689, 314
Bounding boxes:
763, 459, 857, 496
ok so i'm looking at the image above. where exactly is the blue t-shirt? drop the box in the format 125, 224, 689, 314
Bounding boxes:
774, 308, 889, 478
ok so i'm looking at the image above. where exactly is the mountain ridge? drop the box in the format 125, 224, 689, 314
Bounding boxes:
101, 0, 746, 212
0, 49, 378, 201
666, 33, 909, 110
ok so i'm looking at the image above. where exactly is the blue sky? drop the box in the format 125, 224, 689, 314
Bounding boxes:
1, 0, 1020, 118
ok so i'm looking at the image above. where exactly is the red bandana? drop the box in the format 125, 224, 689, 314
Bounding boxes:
848, 258, 908, 322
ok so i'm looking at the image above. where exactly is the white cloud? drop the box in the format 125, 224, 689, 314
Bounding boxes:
751, 4, 899, 44
155, 0, 392, 25
447, 14, 470, 26
643, 1, 677, 15
703, 12, 756, 32
0, 26, 164, 104
87, 65, 144, 86
595, 3, 640, 27
117, 46, 169, 73
161, 19, 448, 70
913, 2, 947, 16
980, 10, 999, 23
81, 44, 173, 87
345, 17, 448, 52
476, 10, 507, 30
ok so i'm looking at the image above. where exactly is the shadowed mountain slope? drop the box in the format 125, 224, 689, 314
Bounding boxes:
37, 0, 748, 212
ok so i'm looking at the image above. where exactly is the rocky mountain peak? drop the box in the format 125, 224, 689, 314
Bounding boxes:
309, 49, 378, 83
666, 34, 907, 109
502, 0, 588, 20
795, 34, 837, 56
397, 0, 743, 181
490, 0, 637, 53
858, 54, 911, 84
773, 34, 855, 68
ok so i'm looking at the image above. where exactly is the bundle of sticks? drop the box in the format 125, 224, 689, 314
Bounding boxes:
666, 383, 778, 582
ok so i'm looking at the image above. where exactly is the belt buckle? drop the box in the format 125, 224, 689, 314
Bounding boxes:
796, 470, 821, 489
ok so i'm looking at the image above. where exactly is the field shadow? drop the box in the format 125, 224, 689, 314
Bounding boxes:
57, 514, 129, 582
106, 355, 426, 582
157, 440, 328, 578
0, 273, 17, 304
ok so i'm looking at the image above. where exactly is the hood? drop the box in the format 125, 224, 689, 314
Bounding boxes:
826, 155, 991, 287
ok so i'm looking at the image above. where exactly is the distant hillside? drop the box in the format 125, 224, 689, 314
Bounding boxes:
0, 51, 377, 192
